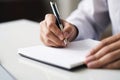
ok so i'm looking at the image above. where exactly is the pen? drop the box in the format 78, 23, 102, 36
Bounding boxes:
50, 1, 68, 46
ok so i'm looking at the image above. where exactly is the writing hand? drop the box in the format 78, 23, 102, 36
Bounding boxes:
40, 14, 77, 47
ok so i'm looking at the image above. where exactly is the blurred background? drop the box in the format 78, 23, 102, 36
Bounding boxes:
0, 0, 111, 39
0, 0, 80, 23
0, 0, 52, 22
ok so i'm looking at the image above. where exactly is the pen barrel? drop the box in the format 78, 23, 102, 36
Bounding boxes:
50, 1, 63, 29
50, 1, 68, 45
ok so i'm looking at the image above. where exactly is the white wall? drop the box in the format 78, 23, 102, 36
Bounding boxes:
56, 0, 81, 19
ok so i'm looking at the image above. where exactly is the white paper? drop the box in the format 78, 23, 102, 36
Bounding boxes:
18, 39, 100, 69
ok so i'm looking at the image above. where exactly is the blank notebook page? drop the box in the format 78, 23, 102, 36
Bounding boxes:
18, 39, 100, 69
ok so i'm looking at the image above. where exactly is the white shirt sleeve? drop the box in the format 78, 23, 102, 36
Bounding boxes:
67, 0, 110, 40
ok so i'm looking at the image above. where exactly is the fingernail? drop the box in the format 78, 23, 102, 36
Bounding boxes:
87, 62, 96, 68
85, 56, 96, 64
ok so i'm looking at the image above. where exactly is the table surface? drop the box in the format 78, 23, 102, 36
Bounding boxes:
0, 19, 119, 80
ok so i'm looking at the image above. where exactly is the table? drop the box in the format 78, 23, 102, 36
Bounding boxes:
0, 19, 119, 80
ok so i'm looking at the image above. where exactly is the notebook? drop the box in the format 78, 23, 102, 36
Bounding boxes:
18, 39, 100, 70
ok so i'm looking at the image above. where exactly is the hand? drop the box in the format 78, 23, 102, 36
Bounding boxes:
85, 33, 120, 69
40, 14, 77, 47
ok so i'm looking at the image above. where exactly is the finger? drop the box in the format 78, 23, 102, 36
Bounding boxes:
63, 24, 73, 40
41, 31, 65, 47
45, 31, 65, 47
103, 59, 120, 69
40, 34, 56, 47
45, 14, 64, 40
85, 40, 120, 63
40, 20, 65, 47
63, 21, 76, 41
40, 20, 46, 33
40, 20, 47, 42
40, 21, 56, 47
86, 49, 120, 68
87, 33, 120, 57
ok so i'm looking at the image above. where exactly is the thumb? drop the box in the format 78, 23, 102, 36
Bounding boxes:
63, 23, 75, 41
62, 20, 77, 41
63, 26, 72, 39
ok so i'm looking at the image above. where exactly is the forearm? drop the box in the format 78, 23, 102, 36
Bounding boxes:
66, 0, 110, 40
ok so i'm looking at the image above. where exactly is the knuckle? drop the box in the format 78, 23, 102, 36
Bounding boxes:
45, 14, 53, 18
96, 60, 102, 67
102, 46, 110, 53
45, 31, 51, 38
40, 20, 44, 24
99, 46, 110, 55
40, 21, 45, 27
114, 33, 120, 39
45, 14, 55, 21
108, 53, 114, 59
91, 47, 97, 52
90, 47, 98, 55
47, 23, 54, 29
40, 21, 46, 32
101, 40, 107, 46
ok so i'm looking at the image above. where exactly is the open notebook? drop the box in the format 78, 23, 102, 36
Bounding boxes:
18, 39, 100, 70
